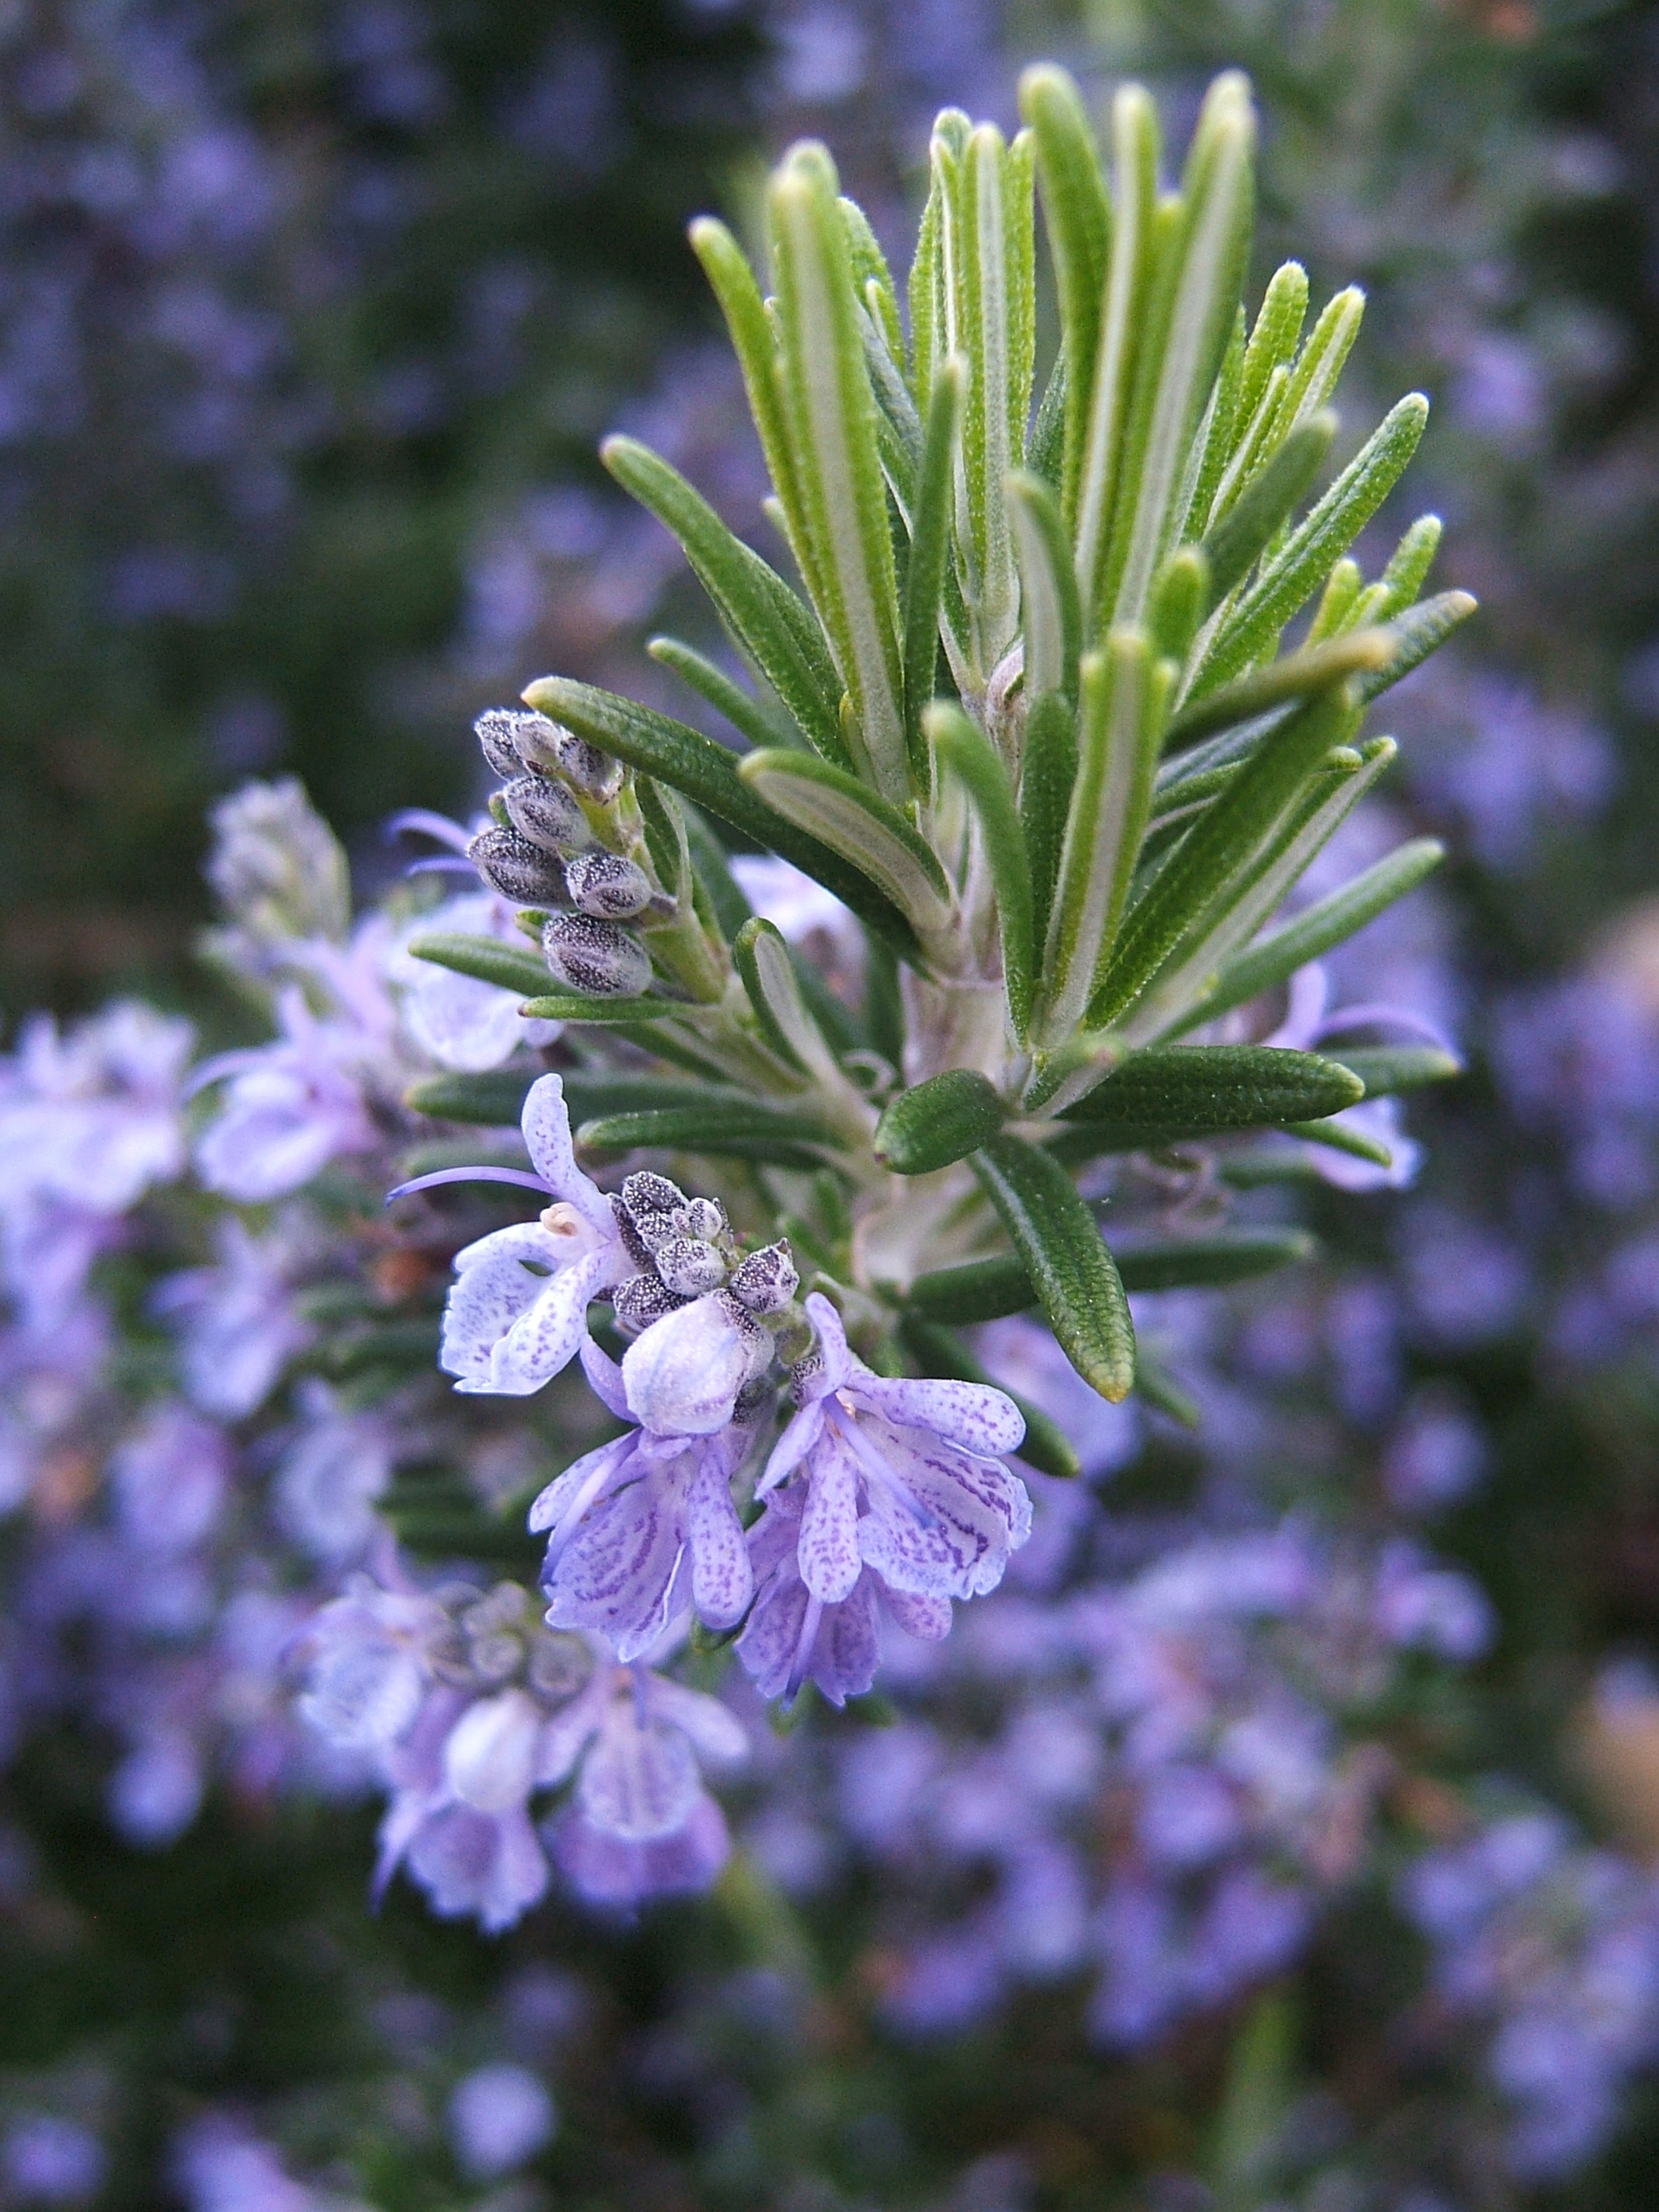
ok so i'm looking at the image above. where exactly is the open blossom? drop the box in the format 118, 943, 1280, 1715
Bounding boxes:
739, 1294, 1029, 1702
155, 1216, 314, 1419
191, 982, 388, 1202
424, 1075, 628, 1396
1264, 961, 1452, 1191
386, 887, 562, 1070
531, 1341, 753, 1660
540, 1647, 747, 1909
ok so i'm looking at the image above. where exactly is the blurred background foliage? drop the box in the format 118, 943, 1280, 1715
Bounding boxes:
9, 0, 1659, 2206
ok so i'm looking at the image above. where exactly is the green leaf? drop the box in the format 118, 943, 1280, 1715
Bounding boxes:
769, 143, 909, 798
1132, 1348, 1201, 1427
1357, 590, 1476, 703
648, 636, 799, 756
602, 436, 844, 762
904, 1233, 1313, 1319
1162, 627, 1392, 753
971, 1133, 1136, 1402
903, 358, 966, 774
1197, 409, 1334, 604
927, 702, 1035, 1039
1025, 351, 1066, 488
680, 803, 753, 941
1088, 680, 1355, 1029
1056, 1042, 1362, 1149
1019, 64, 1110, 530
739, 748, 953, 931
1107, 72, 1256, 628
1275, 282, 1365, 435
406, 933, 550, 997
1330, 1043, 1462, 1095
733, 916, 838, 1080
1075, 84, 1158, 631
1195, 393, 1429, 697
689, 216, 814, 578
517, 994, 669, 1024
521, 676, 918, 959
1376, 512, 1442, 614
1236, 262, 1309, 443
875, 1069, 1004, 1175
1042, 632, 1164, 1042
404, 1069, 534, 1123
1021, 689, 1077, 954
1008, 471, 1082, 703
1191, 837, 1445, 1029
1149, 545, 1209, 664
1282, 1113, 1393, 1166
577, 1104, 840, 1170
899, 1314, 1080, 1479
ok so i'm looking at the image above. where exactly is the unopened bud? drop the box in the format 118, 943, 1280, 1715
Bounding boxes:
541, 913, 651, 998
654, 1236, 729, 1298
563, 849, 655, 920
468, 826, 565, 906
790, 1347, 826, 1404
475, 707, 559, 780
611, 1272, 688, 1337
611, 1193, 656, 1271
503, 774, 590, 857
729, 1240, 798, 1316
621, 1173, 686, 1248
675, 1196, 726, 1243
621, 1290, 754, 1435
516, 718, 624, 802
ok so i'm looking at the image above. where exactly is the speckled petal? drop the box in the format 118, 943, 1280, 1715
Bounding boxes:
798, 1428, 862, 1604
440, 1233, 561, 1389
520, 1073, 614, 1232
686, 1452, 753, 1630
850, 1369, 1025, 1458
543, 1475, 687, 1661
487, 1246, 610, 1395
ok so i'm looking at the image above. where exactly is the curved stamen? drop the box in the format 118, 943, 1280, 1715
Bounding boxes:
404, 855, 481, 878
385, 1166, 551, 1202
1313, 1002, 1459, 1055
384, 808, 475, 854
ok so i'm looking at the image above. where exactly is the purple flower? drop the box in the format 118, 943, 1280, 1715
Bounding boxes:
620, 1289, 769, 1437
388, 888, 562, 1069
531, 1341, 753, 1659
191, 985, 385, 1202
400, 1075, 627, 1397
539, 1650, 746, 1909
1264, 962, 1449, 1191
761, 1292, 1028, 1601
155, 1218, 313, 1418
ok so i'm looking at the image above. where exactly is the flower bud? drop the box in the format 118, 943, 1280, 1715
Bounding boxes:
475, 707, 558, 780
729, 1240, 798, 1316
620, 1172, 687, 1254
468, 825, 565, 906
502, 774, 590, 857
514, 716, 624, 802
563, 850, 655, 920
541, 913, 651, 998
443, 1688, 541, 1814
611, 1272, 687, 1336
654, 1236, 728, 1298
676, 1196, 727, 1242
621, 1291, 755, 1435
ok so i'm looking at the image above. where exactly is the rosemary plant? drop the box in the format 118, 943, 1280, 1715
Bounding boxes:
402, 66, 1468, 1702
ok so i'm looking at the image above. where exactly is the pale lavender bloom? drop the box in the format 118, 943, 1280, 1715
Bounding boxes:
204, 776, 353, 951
1401, 1810, 1659, 2180
155, 1218, 313, 1418
295, 1575, 447, 1753
387, 888, 561, 1069
736, 1480, 951, 1708
377, 1685, 555, 1932
192, 986, 385, 1202
110, 1403, 230, 1555
0, 1001, 193, 1321
273, 1382, 397, 1562
447, 2064, 556, 2179
753, 1292, 1028, 1661
174, 2116, 365, 2212
107, 1728, 204, 1846
418, 1075, 628, 1396
1263, 962, 1448, 1191
0, 1301, 110, 1515
541, 1650, 746, 1909
533, 1341, 753, 1658
620, 1290, 767, 1437
2, 2116, 106, 2204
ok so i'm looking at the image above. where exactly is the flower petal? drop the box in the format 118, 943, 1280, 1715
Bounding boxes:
686, 1452, 753, 1630
543, 1476, 687, 1662
797, 1430, 863, 1604
802, 1290, 853, 1389
440, 1237, 560, 1390
622, 1295, 751, 1436
486, 1247, 609, 1396
880, 1582, 954, 1641
646, 1676, 750, 1766
850, 1369, 1025, 1458
520, 1073, 613, 1232
756, 1400, 825, 1497
579, 1335, 631, 1421
815, 1576, 879, 1706
577, 1699, 702, 1842
856, 1424, 1031, 1600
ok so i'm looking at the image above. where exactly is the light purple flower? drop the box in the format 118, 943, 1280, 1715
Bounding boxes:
191, 986, 384, 1202
1264, 961, 1449, 1191
388, 889, 561, 1069
155, 1218, 313, 1418
541, 1650, 746, 1909
273, 1382, 397, 1562
532, 1341, 753, 1659
619, 1289, 767, 1437
110, 1404, 231, 1556
758, 1291, 1028, 1608
413, 1074, 628, 1396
